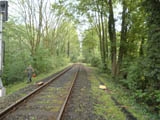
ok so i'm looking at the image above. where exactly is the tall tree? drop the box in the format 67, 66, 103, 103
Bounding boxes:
116, 0, 128, 75
143, 0, 160, 89
107, 0, 117, 77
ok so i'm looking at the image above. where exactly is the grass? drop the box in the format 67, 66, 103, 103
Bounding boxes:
5, 64, 72, 95
88, 68, 126, 120
90, 66, 159, 120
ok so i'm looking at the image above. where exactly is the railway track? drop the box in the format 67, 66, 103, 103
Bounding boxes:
0, 64, 80, 120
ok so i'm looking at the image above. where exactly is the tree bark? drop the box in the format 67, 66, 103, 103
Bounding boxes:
108, 0, 117, 77
105, 18, 109, 63
100, 9, 107, 69
117, 0, 127, 75
67, 40, 70, 57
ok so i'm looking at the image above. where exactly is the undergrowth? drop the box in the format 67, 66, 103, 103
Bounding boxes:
88, 68, 126, 120
6, 64, 71, 95
91, 66, 160, 120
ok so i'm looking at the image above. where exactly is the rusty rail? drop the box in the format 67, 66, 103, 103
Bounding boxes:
56, 65, 80, 120
0, 64, 75, 119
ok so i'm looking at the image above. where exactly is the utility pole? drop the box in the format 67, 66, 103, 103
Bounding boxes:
0, 13, 3, 89
0, 1, 8, 97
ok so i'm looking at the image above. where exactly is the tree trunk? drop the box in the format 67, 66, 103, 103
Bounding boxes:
97, 12, 103, 63
105, 19, 109, 62
36, 0, 43, 53
117, 0, 127, 75
95, 0, 107, 68
67, 40, 70, 57
108, 0, 117, 77
100, 10, 107, 69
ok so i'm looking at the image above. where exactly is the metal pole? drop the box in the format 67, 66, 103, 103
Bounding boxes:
0, 13, 3, 89
0, 13, 5, 97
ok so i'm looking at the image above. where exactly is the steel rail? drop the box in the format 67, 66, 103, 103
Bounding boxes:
56, 65, 80, 120
0, 64, 75, 120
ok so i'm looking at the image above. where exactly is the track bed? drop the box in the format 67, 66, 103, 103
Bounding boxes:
1, 65, 79, 120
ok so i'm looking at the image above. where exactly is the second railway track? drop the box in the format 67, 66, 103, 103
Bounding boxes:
0, 64, 80, 120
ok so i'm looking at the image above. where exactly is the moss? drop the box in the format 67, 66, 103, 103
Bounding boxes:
51, 105, 60, 112
88, 70, 126, 120
41, 94, 56, 99
91, 66, 158, 120
20, 93, 27, 97
37, 100, 52, 104
30, 116, 36, 120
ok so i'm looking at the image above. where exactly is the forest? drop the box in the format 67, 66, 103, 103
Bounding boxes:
3, 0, 80, 85
53, 0, 160, 115
2, 0, 160, 117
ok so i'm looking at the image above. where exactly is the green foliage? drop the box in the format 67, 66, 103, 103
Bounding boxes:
82, 28, 102, 67
6, 64, 70, 95
121, 56, 160, 112
2, 0, 160, 117
91, 66, 159, 120
89, 69, 126, 120
139, 0, 160, 112
111, 0, 160, 113
32, 47, 52, 73
2, 17, 79, 86
76, 0, 160, 114
120, 59, 144, 90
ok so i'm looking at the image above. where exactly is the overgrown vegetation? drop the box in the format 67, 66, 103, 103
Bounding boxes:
88, 69, 126, 120
2, 0, 80, 86
90, 66, 159, 119
6, 64, 70, 95
1, 0, 160, 117
56, 0, 160, 115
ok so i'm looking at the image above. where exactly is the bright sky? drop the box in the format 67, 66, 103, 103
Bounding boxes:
77, 3, 122, 44
7, 0, 122, 44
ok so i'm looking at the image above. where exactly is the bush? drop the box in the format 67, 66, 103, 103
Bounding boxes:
90, 56, 101, 67
119, 57, 160, 112
2, 45, 70, 86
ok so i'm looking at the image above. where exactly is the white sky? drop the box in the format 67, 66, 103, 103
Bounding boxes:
77, 3, 122, 44
7, 0, 122, 45
7, 0, 122, 28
